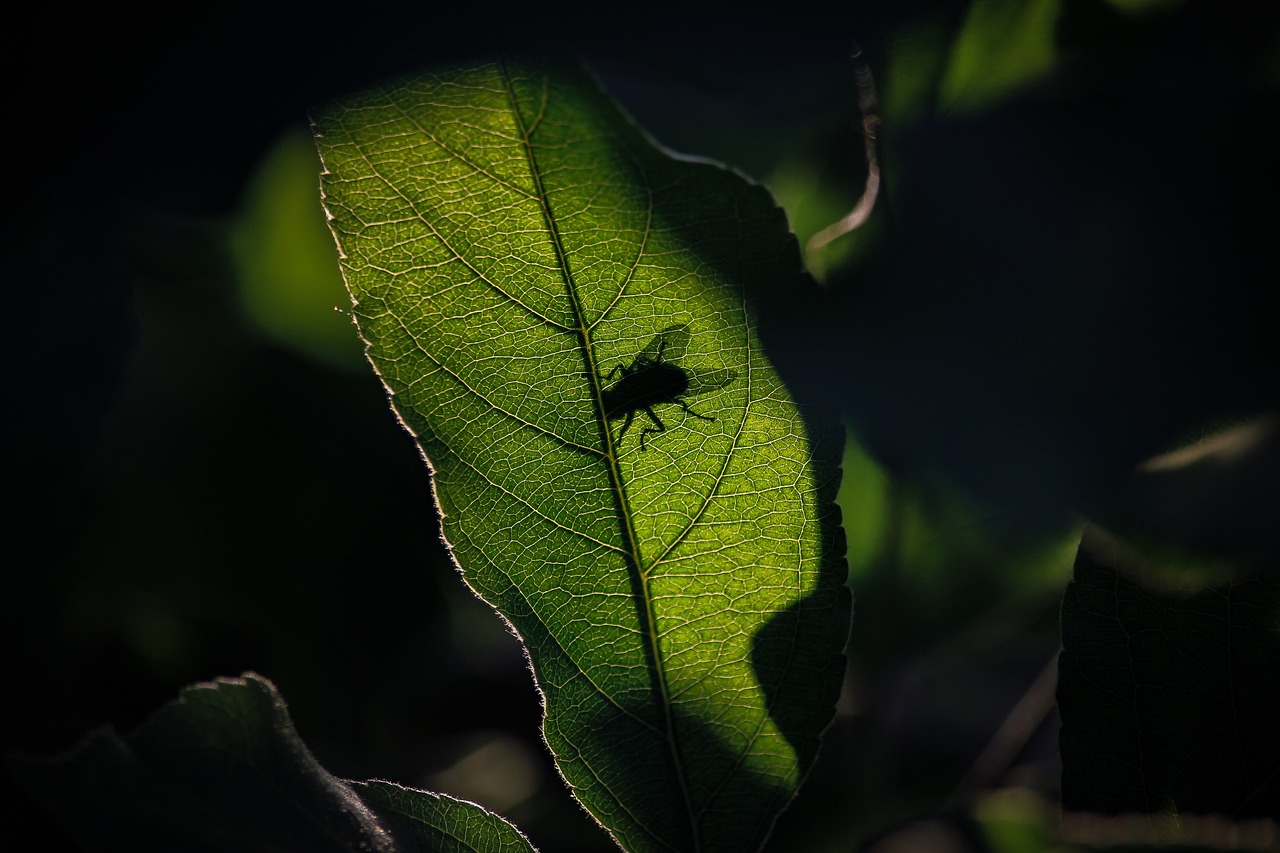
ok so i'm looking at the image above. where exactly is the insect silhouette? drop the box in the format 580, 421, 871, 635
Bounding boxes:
602, 325, 736, 451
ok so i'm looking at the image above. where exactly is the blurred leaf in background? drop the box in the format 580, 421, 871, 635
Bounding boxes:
231, 130, 363, 372
936, 0, 1060, 116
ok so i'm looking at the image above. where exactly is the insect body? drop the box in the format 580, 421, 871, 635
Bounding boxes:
602, 325, 736, 450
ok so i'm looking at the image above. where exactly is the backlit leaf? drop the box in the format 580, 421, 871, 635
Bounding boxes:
314, 59, 849, 852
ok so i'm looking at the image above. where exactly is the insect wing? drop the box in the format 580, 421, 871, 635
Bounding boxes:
639, 324, 691, 363
684, 367, 736, 396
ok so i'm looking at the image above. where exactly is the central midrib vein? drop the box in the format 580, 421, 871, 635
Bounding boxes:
497, 62, 697, 847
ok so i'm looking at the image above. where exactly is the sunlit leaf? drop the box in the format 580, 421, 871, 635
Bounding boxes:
314, 59, 849, 852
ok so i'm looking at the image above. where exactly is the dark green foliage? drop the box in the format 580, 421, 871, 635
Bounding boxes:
11, 675, 536, 852
1060, 533, 1280, 820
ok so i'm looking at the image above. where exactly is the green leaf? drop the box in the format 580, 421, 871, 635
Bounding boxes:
11, 673, 536, 852
1058, 529, 1280, 824
314, 60, 849, 852
230, 129, 363, 372
936, 0, 1060, 115
352, 781, 538, 852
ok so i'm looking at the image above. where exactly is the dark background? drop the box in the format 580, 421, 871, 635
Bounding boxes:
7, 2, 1277, 850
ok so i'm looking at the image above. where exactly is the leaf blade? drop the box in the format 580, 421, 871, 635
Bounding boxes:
1059, 529, 1280, 823
316, 59, 849, 852
11, 674, 534, 853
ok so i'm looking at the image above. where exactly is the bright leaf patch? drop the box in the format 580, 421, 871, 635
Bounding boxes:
315, 60, 848, 853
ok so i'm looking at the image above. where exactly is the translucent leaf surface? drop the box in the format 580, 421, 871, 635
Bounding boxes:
353, 781, 539, 852
314, 60, 849, 852
11, 674, 536, 852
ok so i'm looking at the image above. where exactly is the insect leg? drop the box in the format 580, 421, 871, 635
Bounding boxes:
615, 410, 635, 445
674, 397, 715, 422
639, 407, 666, 451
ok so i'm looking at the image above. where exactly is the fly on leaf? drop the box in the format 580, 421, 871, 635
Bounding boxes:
602, 325, 736, 451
